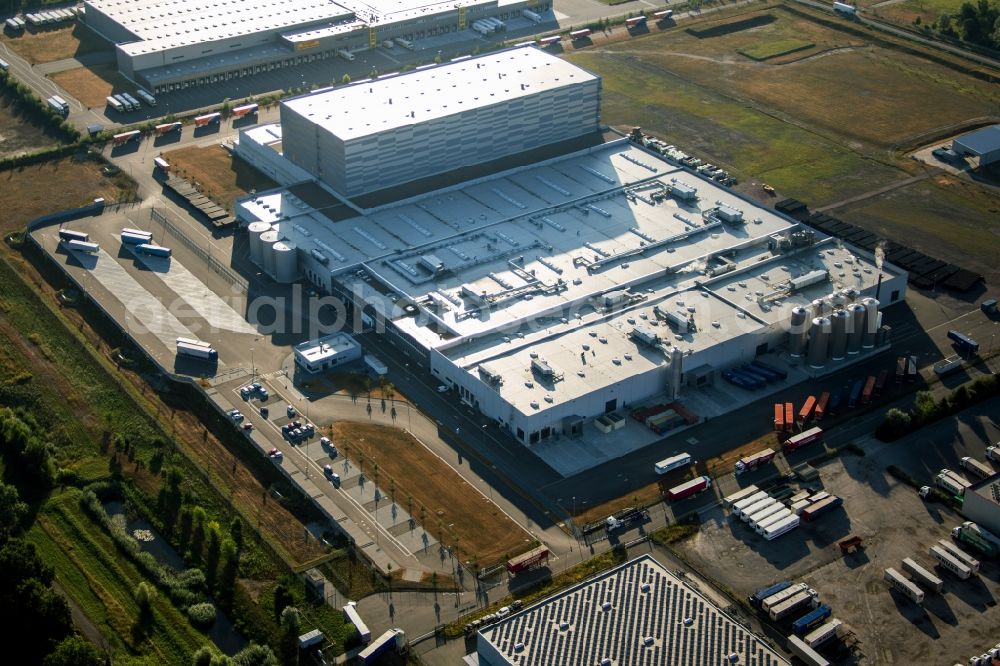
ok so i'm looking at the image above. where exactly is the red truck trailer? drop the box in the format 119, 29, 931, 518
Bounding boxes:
736, 449, 776, 474
784, 427, 823, 453
665, 476, 712, 501
506, 546, 549, 575
784, 403, 794, 431
774, 404, 784, 433
814, 392, 830, 420
798, 396, 817, 423
153, 121, 181, 135
861, 375, 876, 405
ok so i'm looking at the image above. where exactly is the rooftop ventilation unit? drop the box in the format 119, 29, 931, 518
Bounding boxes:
478, 363, 503, 386
789, 269, 829, 292
630, 326, 660, 347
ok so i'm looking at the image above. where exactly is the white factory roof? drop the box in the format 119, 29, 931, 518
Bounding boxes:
478, 554, 791, 666
281, 46, 598, 141
237, 138, 901, 416
339, 0, 495, 25
294, 333, 359, 365
86, 0, 354, 56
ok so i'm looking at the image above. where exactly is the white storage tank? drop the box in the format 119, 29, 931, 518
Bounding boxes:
259, 230, 279, 276
811, 298, 826, 316
789, 306, 809, 359
807, 317, 831, 369
247, 221, 271, 266
273, 241, 298, 284
846, 302, 866, 355
862, 297, 880, 349
829, 309, 848, 361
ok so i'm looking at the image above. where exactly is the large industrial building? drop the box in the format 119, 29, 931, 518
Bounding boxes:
469, 554, 791, 666
234, 45, 906, 450
83, 0, 550, 92
952, 124, 1000, 169
279, 47, 601, 197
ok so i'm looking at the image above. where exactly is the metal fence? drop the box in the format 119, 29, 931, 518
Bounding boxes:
149, 207, 249, 293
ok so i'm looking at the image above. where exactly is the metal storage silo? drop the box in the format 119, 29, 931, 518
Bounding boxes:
876, 324, 891, 348
862, 298, 880, 349
830, 292, 847, 310
273, 242, 298, 284
829, 309, 848, 360
667, 347, 684, 400
811, 298, 826, 316
247, 221, 271, 266
807, 317, 831, 369
788, 306, 809, 359
259, 230, 279, 277
846, 303, 865, 355
843, 287, 860, 303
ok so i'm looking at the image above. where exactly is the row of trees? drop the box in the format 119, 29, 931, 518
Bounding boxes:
877, 373, 999, 440
927, 0, 1000, 51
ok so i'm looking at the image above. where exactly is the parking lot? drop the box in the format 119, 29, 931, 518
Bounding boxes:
674, 397, 1000, 666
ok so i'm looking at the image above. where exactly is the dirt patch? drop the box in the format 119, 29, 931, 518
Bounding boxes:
329, 421, 533, 565
0, 23, 111, 64
0, 158, 135, 231
49, 64, 130, 109
161, 144, 277, 211
706, 432, 781, 478
0, 97, 60, 159
574, 481, 662, 526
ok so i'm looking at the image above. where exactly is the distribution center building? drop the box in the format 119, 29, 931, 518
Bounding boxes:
470, 554, 791, 666
279, 47, 601, 197
83, 0, 551, 93
235, 45, 906, 453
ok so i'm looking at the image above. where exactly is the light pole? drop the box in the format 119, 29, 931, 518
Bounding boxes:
250, 347, 255, 381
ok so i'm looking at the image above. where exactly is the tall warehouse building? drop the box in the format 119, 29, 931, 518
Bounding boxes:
279, 47, 602, 197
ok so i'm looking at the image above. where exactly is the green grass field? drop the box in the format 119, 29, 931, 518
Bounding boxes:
738, 38, 814, 60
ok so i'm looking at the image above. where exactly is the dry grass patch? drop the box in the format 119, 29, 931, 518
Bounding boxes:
49, 63, 130, 109
573, 481, 662, 526
0, 157, 135, 232
330, 421, 533, 564
162, 144, 277, 211
0, 98, 60, 159
705, 432, 780, 478
0, 24, 111, 64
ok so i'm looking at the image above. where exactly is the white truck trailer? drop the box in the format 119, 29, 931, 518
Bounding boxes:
884, 567, 924, 604
901, 557, 943, 593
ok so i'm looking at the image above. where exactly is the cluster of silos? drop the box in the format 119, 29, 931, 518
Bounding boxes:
247, 221, 272, 265
790, 291, 885, 369
273, 240, 298, 283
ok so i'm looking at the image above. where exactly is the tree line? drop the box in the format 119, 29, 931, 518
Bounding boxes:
926, 0, 1000, 51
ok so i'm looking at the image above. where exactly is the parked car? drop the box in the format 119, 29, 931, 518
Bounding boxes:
260, 406, 269, 418
258, 388, 269, 400
239, 386, 251, 400
241, 422, 253, 431
437, 385, 449, 393
268, 448, 282, 458
287, 405, 296, 417
228, 410, 244, 422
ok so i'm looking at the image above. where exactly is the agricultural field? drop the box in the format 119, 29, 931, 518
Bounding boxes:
162, 144, 277, 211
836, 173, 1000, 284
857, 0, 966, 27
0, 23, 111, 64
49, 63, 131, 109
329, 421, 534, 565
738, 38, 814, 60
0, 96, 62, 159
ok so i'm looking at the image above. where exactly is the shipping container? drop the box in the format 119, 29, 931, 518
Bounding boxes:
798, 396, 817, 423
804, 618, 843, 649
788, 635, 831, 666
665, 476, 710, 501
58, 229, 90, 243
64, 239, 99, 254
801, 496, 842, 522
135, 243, 171, 258
901, 557, 943, 593
723, 485, 760, 510
784, 427, 823, 452
749, 580, 791, 608
884, 567, 924, 604
506, 546, 549, 575
732, 491, 770, 515
814, 392, 830, 420
654, 452, 691, 475
769, 590, 817, 621
929, 545, 972, 579
792, 604, 832, 635
861, 375, 876, 405
762, 514, 800, 540
947, 329, 979, 354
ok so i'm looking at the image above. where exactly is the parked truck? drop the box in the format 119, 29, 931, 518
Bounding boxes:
804, 618, 843, 649
749, 580, 791, 608
784, 427, 823, 453
951, 522, 998, 558
787, 635, 831, 666
605, 507, 649, 532
736, 448, 776, 474
801, 496, 843, 522
64, 239, 99, 254
947, 329, 979, 355
176, 340, 218, 361
769, 589, 818, 621
792, 604, 832, 635
760, 583, 810, 612
58, 229, 89, 243
46, 96, 69, 116
884, 567, 924, 604
935, 470, 968, 497
931, 543, 975, 578
665, 476, 711, 502
987, 445, 1000, 463
901, 557, 943, 593
961, 457, 995, 480
814, 392, 830, 420
135, 243, 171, 258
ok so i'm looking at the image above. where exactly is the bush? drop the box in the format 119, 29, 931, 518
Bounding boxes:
188, 602, 217, 628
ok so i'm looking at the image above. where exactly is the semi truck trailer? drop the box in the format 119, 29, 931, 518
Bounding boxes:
665, 476, 711, 501
884, 567, 924, 604
901, 557, 943, 593
176, 340, 218, 361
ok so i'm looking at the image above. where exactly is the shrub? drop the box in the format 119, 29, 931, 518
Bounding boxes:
187, 602, 217, 628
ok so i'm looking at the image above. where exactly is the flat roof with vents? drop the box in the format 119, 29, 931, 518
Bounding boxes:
476, 554, 791, 666
281, 46, 598, 141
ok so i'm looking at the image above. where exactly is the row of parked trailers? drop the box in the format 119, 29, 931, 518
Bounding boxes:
775, 200, 983, 292
723, 359, 788, 391
21, 8, 81, 27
